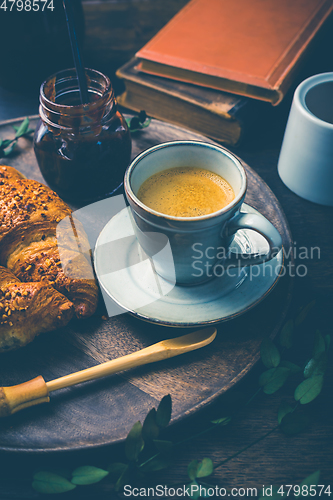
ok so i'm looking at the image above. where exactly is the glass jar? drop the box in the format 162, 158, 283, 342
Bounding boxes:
33, 68, 131, 202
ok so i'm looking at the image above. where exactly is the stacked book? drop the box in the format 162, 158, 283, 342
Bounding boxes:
116, 0, 333, 146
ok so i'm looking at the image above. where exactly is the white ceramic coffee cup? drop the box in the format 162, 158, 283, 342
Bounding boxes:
278, 72, 333, 206
125, 141, 282, 285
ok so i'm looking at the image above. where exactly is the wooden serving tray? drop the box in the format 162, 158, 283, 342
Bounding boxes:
0, 116, 293, 453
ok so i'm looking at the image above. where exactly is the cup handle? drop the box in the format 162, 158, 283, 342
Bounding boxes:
223, 211, 283, 267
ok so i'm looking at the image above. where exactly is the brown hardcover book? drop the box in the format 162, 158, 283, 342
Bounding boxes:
135, 0, 333, 105
116, 58, 263, 145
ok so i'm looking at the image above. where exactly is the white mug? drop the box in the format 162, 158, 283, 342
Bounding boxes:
278, 72, 333, 206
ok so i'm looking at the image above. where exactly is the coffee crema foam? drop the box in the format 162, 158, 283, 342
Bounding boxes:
137, 167, 235, 217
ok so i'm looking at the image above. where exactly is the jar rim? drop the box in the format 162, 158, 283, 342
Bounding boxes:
40, 67, 113, 113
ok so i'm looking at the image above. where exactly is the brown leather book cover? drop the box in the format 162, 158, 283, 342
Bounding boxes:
135, 0, 333, 104
116, 58, 250, 145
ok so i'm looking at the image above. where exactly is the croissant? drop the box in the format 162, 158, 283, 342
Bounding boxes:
0, 266, 73, 352
0, 165, 25, 182
0, 166, 98, 319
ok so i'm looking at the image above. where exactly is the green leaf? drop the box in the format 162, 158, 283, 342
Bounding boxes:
279, 319, 294, 349
32, 471, 76, 494
71, 465, 109, 485
313, 330, 326, 357
125, 421, 144, 461
263, 368, 290, 394
128, 116, 141, 130
303, 358, 316, 378
211, 416, 231, 425
156, 394, 172, 428
139, 117, 151, 129
188, 460, 199, 481
153, 439, 173, 452
13, 124, 34, 135
259, 367, 277, 386
279, 411, 310, 435
196, 457, 214, 478
14, 117, 29, 137
126, 113, 151, 133
140, 455, 171, 472
259, 367, 290, 394
3, 140, 17, 156
304, 352, 328, 378
277, 401, 294, 425
295, 300, 315, 326
187, 458, 213, 480
325, 334, 331, 351
0, 139, 13, 149
142, 408, 160, 441
298, 470, 321, 489
260, 338, 280, 368
41, 468, 72, 481
304, 331, 329, 379
115, 465, 130, 492
107, 462, 128, 482
294, 375, 324, 404
280, 360, 301, 373
186, 480, 200, 499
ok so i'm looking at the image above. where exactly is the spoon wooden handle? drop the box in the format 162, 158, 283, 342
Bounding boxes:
0, 327, 216, 417
0, 376, 49, 418
46, 341, 176, 393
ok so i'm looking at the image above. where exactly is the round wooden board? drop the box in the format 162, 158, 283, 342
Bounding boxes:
0, 116, 294, 453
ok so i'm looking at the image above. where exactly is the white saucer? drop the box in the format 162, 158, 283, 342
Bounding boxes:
94, 204, 284, 327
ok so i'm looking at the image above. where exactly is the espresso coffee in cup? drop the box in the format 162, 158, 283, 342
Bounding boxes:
137, 167, 235, 217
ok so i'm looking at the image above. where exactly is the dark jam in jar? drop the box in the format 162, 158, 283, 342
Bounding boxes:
33, 68, 131, 202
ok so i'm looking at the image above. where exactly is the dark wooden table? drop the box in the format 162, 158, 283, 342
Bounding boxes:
0, 2, 332, 498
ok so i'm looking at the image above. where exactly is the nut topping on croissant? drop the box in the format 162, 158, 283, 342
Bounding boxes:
0, 166, 98, 320
0, 165, 25, 182
0, 266, 73, 353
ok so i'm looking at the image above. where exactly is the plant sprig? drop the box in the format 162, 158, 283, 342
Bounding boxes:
31, 300, 330, 497
0, 117, 35, 158
125, 110, 151, 133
